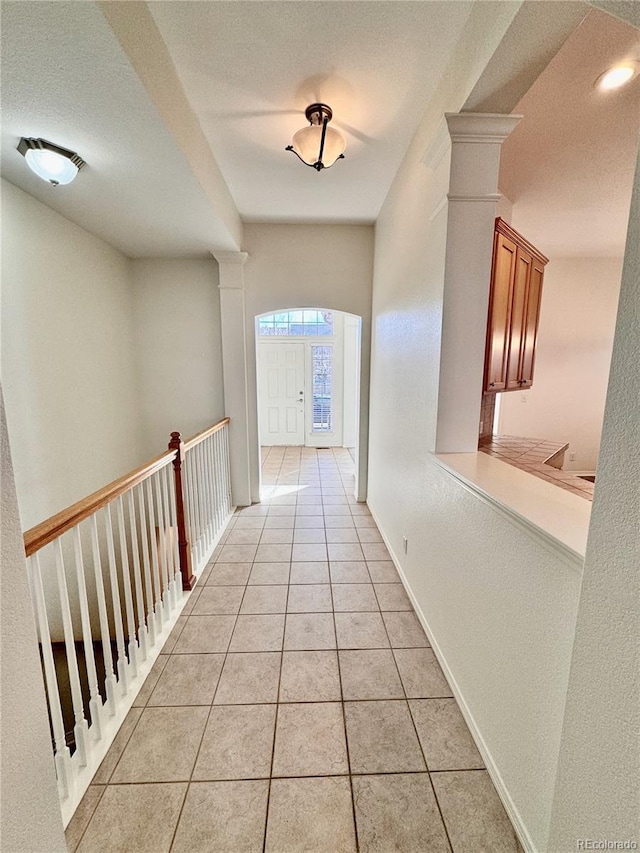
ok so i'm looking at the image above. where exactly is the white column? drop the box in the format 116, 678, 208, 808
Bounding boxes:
435, 112, 521, 452
214, 251, 252, 507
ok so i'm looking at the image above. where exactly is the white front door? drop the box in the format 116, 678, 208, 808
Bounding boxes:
258, 342, 305, 445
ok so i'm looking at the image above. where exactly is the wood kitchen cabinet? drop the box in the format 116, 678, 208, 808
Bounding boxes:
484, 218, 548, 393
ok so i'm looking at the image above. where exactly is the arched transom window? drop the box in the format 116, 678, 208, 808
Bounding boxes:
258, 309, 333, 337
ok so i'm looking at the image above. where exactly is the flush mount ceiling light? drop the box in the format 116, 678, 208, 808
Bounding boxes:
286, 103, 345, 172
17, 137, 85, 186
595, 63, 639, 91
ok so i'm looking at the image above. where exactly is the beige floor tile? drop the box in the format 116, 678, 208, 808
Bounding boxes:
260, 528, 294, 544
335, 612, 390, 649
181, 586, 202, 615
191, 586, 245, 615
294, 516, 325, 529
366, 561, 400, 583
206, 562, 252, 586
322, 495, 349, 505
273, 702, 348, 777
172, 780, 269, 853
266, 777, 356, 853
66, 785, 104, 853
263, 516, 295, 529
410, 699, 484, 770
241, 585, 288, 614
353, 516, 377, 528
292, 542, 329, 561
330, 561, 370, 583
284, 613, 336, 650
295, 505, 324, 516
353, 773, 450, 853
93, 707, 143, 784
218, 543, 258, 562
374, 583, 413, 611
229, 614, 285, 652
350, 505, 372, 516
267, 505, 296, 516
287, 584, 332, 612
339, 649, 404, 700
255, 543, 293, 562
77, 783, 186, 853
233, 516, 267, 529
279, 650, 341, 702
133, 655, 169, 707
382, 612, 429, 648
356, 528, 384, 543
326, 527, 360, 543
173, 615, 236, 654
111, 706, 208, 782
148, 653, 224, 706
293, 528, 327, 543
344, 700, 425, 773
393, 648, 452, 698
161, 615, 187, 653
324, 516, 356, 528
193, 704, 276, 780
248, 562, 290, 585
226, 528, 263, 545
361, 543, 391, 561
214, 652, 281, 704
431, 770, 521, 852
328, 543, 365, 561
332, 583, 379, 612
290, 561, 330, 584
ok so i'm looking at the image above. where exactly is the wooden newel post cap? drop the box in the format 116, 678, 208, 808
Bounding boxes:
168, 431, 185, 461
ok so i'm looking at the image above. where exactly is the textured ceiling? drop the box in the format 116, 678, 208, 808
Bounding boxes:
499, 8, 640, 257
148, 0, 475, 223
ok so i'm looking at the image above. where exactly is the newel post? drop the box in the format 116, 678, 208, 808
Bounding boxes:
168, 431, 196, 591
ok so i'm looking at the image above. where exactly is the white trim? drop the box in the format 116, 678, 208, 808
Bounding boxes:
447, 193, 502, 203
445, 112, 523, 144
367, 499, 538, 853
422, 117, 451, 171
429, 194, 449, 222
213, 251, 248, 266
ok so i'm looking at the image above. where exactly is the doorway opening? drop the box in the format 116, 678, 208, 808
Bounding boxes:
255, 308, 362, 495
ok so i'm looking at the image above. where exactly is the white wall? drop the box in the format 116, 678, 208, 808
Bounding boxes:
0, 387, 67, 853
342, 314, 360, 449
498, 257, 622, 473
242, 223, 374, 501
367, 6, 586, 851
1, 180, 144, 529
131, 258, 225, 454
548, 153, 640, 852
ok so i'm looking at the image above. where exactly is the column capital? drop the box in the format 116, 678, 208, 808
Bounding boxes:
212, 251, 248, 266
445, 112, 522, 145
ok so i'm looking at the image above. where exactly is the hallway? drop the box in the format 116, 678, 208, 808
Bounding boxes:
66, 448, 522, 852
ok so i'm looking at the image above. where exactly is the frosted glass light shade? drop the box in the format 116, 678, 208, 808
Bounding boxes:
25, 148, 79, 185
292, 124, 346, 168
598, 65, 635, 90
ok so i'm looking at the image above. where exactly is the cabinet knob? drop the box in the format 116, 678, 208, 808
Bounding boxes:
489, 382, 495, 387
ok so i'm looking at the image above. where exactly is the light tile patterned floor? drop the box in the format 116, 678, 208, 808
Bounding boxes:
67, 447, 523, 853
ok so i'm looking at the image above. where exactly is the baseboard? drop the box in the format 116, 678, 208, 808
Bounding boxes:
367, 499, 539, 853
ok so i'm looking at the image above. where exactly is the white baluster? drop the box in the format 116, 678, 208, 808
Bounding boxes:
137, 483, 156, 647
90, 515, 117, 715
145, 478, 164, 633
222, 425, 232, 514
166, 467, 182, 599
53, 539, 89, 767
186, 449, 198, 570
160, 465, 177, 609
127, 490, 148, 660
206, 435, 218, 542
28, 554, 71, 797
154, 472, 171, 619
198, 441, 210, 551
104, 504, 128, 694
72, 527, 102, 740
116, 496, 138, 677
213, 431, 223, 533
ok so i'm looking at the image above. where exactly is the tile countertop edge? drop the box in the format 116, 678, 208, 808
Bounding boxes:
431, 452, 589, 572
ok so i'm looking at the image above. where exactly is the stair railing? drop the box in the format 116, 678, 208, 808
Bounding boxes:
22, 417, 233, 826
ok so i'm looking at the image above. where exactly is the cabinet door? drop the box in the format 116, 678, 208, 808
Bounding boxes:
484, 232, 517, 392
505, 248, 532, 390
519, 259, 544, 387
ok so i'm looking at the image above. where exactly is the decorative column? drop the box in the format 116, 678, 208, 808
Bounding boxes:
435, 112, 521, 452
213, 251, 252, 507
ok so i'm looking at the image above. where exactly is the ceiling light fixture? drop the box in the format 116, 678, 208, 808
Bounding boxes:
17, 137, 85, 186
286, 103, 345, 172
595, 63, 638, 91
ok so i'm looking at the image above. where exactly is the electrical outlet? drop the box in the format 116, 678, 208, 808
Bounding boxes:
521, 394, 527, 403
569, 452, 576, 462
402, 536, 408, 554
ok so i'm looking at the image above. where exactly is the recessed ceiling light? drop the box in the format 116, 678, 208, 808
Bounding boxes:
17, 137, 85, 186
595, 64, 638, 91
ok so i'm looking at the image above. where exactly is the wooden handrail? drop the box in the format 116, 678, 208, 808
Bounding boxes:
23, 450, 176, 557
183, 417, 230, 452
